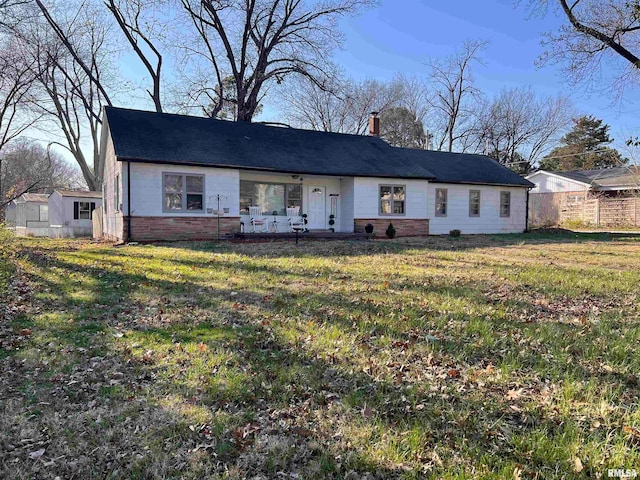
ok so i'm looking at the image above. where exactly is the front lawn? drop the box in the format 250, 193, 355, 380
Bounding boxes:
1, 233, 639, 479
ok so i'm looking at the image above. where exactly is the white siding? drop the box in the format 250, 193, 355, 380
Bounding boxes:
102, 131, 124, 240
5, 202, 16, 226
340, 178, 355, 233
353, 177, 429, 219
129, 163, 240, 217
527, 172, 589, 193
427, 183, 528, 235
49, 193, 102, 237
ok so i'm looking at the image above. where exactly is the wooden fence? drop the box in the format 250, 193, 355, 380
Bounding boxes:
530, 193, 640, 228
92, 206, 103, 239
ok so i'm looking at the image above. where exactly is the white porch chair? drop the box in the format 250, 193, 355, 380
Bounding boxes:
249, 206, 268, 233
286, 207, 305, 232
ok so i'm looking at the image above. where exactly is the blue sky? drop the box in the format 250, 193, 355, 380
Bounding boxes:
268, 0, 638, 149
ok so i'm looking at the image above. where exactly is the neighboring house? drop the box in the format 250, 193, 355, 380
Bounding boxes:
5, 190, 102, 237
48, 190, 102, 238
100, 106, 534, 242
6, 193, 50, 237
526, 167, 640, 227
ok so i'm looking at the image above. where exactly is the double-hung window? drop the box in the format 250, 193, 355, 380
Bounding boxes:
379, 185, 405, 215
469, 190, 481, 217
74, 201, 95, 220
500, 191, 511, 217
435, 188, 447, 217
163, 173, 204, 212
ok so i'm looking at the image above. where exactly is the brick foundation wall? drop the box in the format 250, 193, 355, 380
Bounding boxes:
354, 218, 429, 237
126, 216, 241, 242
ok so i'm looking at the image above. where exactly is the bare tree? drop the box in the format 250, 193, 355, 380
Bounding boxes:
529, 0, 640, 97
105, 0, 169, 113
473, 87, 573, 172
0, 36, 41, 215
0, 137, 84, 211
180, 0, 375, 122
2, 1, 113, 191
277, 75, 401, 134
426, 39, 487, 152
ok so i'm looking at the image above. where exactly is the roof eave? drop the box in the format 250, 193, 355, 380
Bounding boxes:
116, 156, 437, 180
429, 179, 534, 188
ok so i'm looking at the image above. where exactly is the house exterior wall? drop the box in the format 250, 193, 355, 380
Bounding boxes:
527, 172, 589, 194
48, 192, 102, 238
351, 177, 430, 237
427, 183, 528, 235
13, 201, 49, 236
120, 163, 241, 242
353, 177, 429, 219
4, 202, 17, 226
102, 133, 124, 241
339, 178, 355, 233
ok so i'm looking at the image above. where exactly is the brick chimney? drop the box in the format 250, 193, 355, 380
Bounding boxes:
369, 111, 380, 136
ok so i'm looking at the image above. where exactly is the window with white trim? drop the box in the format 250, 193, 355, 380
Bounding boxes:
163, 173, 204, 212
435, 188, 447, 217
379, 185, 405, 215
500, 191, 511, 217
469, 190, 481, 217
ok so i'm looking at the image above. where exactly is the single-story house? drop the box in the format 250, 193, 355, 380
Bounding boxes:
100, 106, 534, 242
5, 190, 102, 237
526, 167, 640, 227
6, 193, 50, 237
48, 189, 102, 238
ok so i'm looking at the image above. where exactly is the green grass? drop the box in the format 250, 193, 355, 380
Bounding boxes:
1, 232, 640, 479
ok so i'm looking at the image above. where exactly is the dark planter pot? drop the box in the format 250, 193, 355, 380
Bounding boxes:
364, 223, 374, 234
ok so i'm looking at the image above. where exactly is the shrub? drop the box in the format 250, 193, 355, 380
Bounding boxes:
449, 229, 461, 237
385, 223, 396, 239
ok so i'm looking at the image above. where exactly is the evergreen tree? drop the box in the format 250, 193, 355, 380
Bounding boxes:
538, 116, 627, 171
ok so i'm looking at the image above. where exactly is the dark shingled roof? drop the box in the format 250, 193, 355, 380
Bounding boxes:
551, 167, 640, 189
395, 148, 534, 187
105, 107, 532, 187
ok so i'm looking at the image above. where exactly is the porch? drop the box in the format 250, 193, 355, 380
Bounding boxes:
238, 171, 348, 233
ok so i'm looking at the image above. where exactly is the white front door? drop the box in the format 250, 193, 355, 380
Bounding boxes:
307, 186, 326, 230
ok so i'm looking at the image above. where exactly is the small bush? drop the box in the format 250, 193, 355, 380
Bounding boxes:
449, 229, 461, 237
385, 223, 396, 239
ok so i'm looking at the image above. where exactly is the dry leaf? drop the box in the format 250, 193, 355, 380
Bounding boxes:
197, 342, 208, 352
513, 466, 522, 480
447, 369, 461, 378
574, 457, 583, 473
506, 388, 524, 401
28, 448, 45, 460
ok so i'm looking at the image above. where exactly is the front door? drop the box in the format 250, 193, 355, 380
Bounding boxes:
307, 186, 326, 230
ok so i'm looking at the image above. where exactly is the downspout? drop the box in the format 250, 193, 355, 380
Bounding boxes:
525, 187, 531, 233
127, 160, 132, 241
